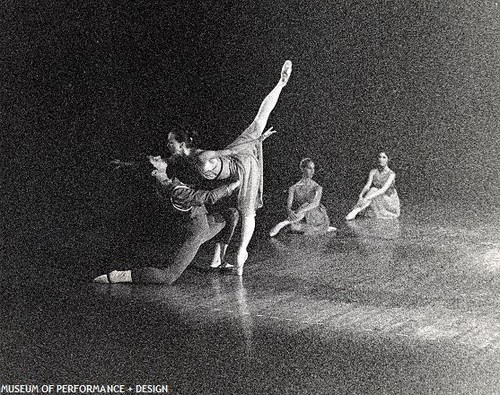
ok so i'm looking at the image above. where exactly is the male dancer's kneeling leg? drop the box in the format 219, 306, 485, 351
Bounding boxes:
93, 156, 240, 284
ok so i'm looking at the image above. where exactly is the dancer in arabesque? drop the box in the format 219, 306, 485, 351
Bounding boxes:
166, 60, 293, 275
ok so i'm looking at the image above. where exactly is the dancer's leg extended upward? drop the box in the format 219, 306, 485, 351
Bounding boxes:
228, 60, 292, 149
233, 60, 292, 275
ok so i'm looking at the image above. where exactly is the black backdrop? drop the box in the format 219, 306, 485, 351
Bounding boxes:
3, 0, 499, 280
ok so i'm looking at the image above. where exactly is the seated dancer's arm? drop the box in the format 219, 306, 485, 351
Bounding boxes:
359, 170, 375, 199
365, 172, 395, 200
286, 185, 300, 221
286, 185, 295, 212
171, 180, 240, 210
296, 186, 323, 216
198, 127, 276, 160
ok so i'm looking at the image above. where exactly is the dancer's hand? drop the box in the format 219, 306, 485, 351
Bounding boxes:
109, 159, 132, 170
148, 155, 168, 172
151, 169, 169, 182
260, 127, 277, 142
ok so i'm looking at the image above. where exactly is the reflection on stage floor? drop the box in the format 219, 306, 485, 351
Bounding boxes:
2, 201, 500, 394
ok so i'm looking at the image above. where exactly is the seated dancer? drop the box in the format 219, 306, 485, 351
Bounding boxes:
345, 151, 401, 220
93, 156, 240, 284
269, 158, 336, 237
166, 60, 293, 275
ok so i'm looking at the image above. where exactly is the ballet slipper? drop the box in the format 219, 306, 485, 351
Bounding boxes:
207, 260, 235, 273
269, 225, 281, 237
236, 250, 248, 276
93, 274, 110, 283
269, 221, 289, 237
327, 226, 337, 232
280, 60, 292, 85
345, 209, 359, 221
219, 262, 235, 274
220, 261, 234, 269
94, 270, 132, 283
210, 261, 234, 271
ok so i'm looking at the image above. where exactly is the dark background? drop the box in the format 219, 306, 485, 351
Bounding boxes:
2, 0, 499, 281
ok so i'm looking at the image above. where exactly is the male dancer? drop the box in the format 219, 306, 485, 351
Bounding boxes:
93, 155, 240, 284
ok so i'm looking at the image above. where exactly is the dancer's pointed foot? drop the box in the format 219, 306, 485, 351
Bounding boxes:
220, 262, 234, 269
269, 226, 281, 237
345, 210, 358, 221
327, 226, 337, 232
269, 221, 288, 237
280, 60, 292, 85
236, 250, 248, 276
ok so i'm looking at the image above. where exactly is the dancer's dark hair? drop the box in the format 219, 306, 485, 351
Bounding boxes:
169, 124, 198, 149
299, 157, 314, 169
378, 151, 391, 159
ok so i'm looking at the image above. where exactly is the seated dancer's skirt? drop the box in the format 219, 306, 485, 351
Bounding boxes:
289, 203, 331, 234
365, 187, 401, 219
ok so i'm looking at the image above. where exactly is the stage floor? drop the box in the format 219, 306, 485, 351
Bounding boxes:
2, 200, 500, 394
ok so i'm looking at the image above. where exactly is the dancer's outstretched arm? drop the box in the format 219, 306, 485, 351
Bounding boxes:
109, 159, 138, 170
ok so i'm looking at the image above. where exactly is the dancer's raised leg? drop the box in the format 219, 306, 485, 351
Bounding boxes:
253, 60, 292, 131
228, 60, 293, 149
234, 61, 293, 275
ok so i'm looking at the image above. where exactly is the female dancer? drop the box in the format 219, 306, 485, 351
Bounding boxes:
345, 151, 401, 220
269, 158, 335, 237
166, 60, 293, 275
